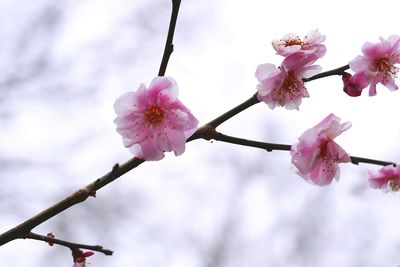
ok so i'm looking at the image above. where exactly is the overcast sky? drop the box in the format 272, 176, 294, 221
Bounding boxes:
1, 0, 400, 266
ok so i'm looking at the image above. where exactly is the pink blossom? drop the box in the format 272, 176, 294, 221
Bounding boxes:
368, 164, 400, 191
342, 72, 369, 97
349, 35, 400, 96
291, 114, 351, 186
72, 251, 94, 267
272, 29, 326, 58
114, 76, 199, 161
255, 52, 321, 110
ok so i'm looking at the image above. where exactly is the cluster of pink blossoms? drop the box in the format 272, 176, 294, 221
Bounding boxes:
344, 35, 400, 96
114, 76, 198, 161
255, 29, 326, 110
112, 31, 399, 192
291, 114, 351, 186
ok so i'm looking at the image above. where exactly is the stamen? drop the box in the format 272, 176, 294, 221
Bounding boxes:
389, 179, 400, 191
144, 106, 164, 124
277, 71, 303, 96
284, 37, 303, 47
376, 58, 394, 74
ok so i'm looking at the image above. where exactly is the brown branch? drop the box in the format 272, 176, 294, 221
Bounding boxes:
0, 0, 182, 248
303, 64, 350, 82
202, 129, 396, 167
22, 232, 113, 256
188, 94, 260, 142
189, 64, 351, 141
0, 160, 144, 246
0, 61, 379, 248
158, 0, 181, 76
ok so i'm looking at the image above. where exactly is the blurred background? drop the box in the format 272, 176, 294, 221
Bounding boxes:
1, 0, 400, 266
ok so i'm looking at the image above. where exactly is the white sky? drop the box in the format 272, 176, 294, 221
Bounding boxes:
1, 0, 400, 266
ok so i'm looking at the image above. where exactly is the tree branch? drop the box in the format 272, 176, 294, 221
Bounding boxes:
303, 64, 350, 82
0, 0, 183, 248
0, 160, 143, 246
158, 0, 181, 76
0, 61, 377, 248
22, 232, 113, 256
201, 129, 396, 167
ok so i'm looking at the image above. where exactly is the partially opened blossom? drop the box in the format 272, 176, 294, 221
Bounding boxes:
349, 35, 400, 96
342, 72, 369, 97
272, 29, 326, 58
72, 250, 94, 267
255, 52, 321, 110
114, 76, 199, 161
368, 164, 400, 191
291, 114, 351, 186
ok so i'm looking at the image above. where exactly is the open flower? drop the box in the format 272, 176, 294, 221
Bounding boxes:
272, 29, 326, 58
368, 164, 400, 191
114, 76, 199, 161
291, 114, 351, 186
349, 35, 400, 96
255, 52, 321, 110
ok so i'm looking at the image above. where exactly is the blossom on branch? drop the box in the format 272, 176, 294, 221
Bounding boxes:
290, 114, 351, 186
368, 164, 400, 191
349, 35, 400, 96
72, 250, 94, 267
255, 52, 321, 110
272, 29, 326, 58
114, 77, 199, 161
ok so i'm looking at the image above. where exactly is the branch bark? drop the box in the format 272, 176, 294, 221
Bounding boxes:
22, 232, 113, 256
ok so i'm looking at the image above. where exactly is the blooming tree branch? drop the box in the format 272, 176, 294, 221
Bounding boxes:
0, 63, 395, 246
1, 0, 400, 264
191, 127, 396, 167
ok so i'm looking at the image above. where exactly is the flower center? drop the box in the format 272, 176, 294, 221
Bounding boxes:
278, 70, 303, 95
144, 106, 164, 124
320, 141, 331, 159
284, 37, 303, 47
375, 58, 394, 74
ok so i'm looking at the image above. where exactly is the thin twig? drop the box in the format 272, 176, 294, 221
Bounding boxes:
158, 0, 181, 76
0, 159, 144, 246
22, 232, 113, 256
206, 130, 395, 167
303, 64, 350, 82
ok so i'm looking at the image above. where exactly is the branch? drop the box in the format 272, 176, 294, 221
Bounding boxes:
0, 0, 182, 248
158, 0, 181, 76
303, 64, 350, 82
22, 232, 113, 256
189, 64, 351, 141
200, 129, 396, 167
188, 94, 260, 141
0, 160, 143, 246
0, 62, 373, 248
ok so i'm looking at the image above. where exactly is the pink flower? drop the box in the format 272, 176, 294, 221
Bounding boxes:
349, 35, 400, 96
72, 250, 94, 267
291, 114, 351, 186
342, 72, 369, 97
368, 164, 400, 191
255, 52, 321, 110
114, 76, 199, 161
272, 29, 326, 58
